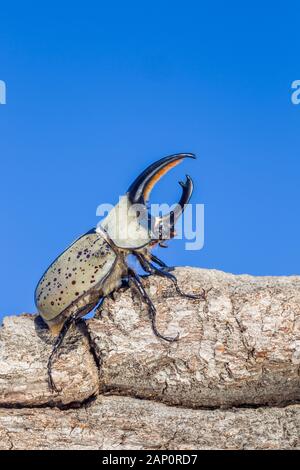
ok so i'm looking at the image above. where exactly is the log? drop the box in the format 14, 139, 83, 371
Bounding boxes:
0, 396, 299, 450
0, 267, 299, 449
0, 315, 99, 406
92, 267, 300, 408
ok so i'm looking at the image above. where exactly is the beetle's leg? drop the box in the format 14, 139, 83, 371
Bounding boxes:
120, 278, 130, 288
149, 253, 175, 272
107, 279, 130, 300
94, 297, 106, 317
47, 313, 77, 392
127, 268, 179, 342
47, 302, 96, 392
135, 253, 206, 300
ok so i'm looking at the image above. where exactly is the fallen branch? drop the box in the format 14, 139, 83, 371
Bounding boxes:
0, 267, 299, 449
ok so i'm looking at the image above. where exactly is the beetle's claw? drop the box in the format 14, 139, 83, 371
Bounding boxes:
163, 331, 180, 342
48, 374, 59, 394
186, 287, 210, 301
152, 324, 180, 343
159, 332, 180, 343
184, 292, 203, 300
161, 265, 175, 272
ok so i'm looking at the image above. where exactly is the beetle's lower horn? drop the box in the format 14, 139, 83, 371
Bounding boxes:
155, 174, 194, 240
127, 153, 195, 205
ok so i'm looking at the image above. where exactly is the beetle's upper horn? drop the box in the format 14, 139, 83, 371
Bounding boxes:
127, 153, 196, 205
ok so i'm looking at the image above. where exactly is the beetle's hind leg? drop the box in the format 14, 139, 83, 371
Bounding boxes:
136, 253, 206, 300
47, 313, 77, 392
128, 268, 179, 342
47, 303, 96, 392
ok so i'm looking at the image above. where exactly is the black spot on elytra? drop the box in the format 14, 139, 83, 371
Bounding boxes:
72, 280, 76, 285
51, 301, 54, 306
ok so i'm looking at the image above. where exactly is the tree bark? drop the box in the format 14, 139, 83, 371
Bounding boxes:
0, 396, 299, 450
0, 267, 299, 449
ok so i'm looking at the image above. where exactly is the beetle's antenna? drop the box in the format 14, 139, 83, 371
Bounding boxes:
127, 268, 179, 342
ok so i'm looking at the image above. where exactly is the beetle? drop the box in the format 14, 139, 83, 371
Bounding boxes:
35, 153, 204, 391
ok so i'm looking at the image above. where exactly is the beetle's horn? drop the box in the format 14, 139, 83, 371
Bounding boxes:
159, 174, 194, 225
127, 153, 196, 205
127, 153, 196, 240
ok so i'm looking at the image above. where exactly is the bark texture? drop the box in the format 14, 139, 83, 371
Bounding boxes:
0, 396, 299, 450
0, 267, 299, 449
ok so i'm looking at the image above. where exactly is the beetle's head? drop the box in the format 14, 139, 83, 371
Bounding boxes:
101, 153, 195, 250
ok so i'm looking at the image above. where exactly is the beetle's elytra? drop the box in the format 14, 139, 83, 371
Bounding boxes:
35, 153, 204, 392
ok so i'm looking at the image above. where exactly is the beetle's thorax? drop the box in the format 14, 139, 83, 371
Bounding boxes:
100, 195, 151, 250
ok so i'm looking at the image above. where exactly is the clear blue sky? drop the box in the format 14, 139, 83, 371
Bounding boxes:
0, 1, 299, 320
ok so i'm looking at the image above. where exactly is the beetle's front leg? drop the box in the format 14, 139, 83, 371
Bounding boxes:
149, 253, 175, 272
127, 268, 179, 342
135, 253, 206, 300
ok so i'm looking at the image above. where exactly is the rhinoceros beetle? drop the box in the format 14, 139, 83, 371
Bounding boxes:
35, 153, 204, 391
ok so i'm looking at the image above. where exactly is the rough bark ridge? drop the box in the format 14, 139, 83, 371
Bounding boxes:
0, 267, 299, 449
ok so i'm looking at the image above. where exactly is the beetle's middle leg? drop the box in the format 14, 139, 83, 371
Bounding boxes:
127, 268, 179, 342
135, 253, 206, 300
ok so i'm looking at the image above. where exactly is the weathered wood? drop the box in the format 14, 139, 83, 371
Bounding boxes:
0, 397, 299, 450
0, 315, 99, 406
0, 267, 299, 449
91, 268, 300, 407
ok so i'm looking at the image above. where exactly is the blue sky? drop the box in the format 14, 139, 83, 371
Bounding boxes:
0, 1, 299, 319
